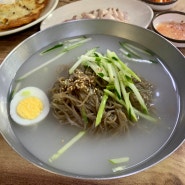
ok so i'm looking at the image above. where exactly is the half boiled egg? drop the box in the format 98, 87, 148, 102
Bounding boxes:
10, 87, 50, 126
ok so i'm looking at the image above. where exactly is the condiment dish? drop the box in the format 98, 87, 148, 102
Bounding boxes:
142, 0, 178, 11
152, 11, 185, 48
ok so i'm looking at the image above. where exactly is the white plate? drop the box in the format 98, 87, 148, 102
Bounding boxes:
0, 0, 59, 36
40, 0, 154, 30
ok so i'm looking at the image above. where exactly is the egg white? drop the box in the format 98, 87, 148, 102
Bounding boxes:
10, 87, 50, 126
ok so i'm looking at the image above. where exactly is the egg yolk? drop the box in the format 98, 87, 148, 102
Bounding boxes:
16, 96, 43, 120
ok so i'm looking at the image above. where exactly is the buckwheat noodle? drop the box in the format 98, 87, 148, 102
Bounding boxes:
49, 67, 153, 134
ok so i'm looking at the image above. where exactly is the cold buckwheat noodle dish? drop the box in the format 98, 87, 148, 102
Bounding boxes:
8, 34, 180, 174
49, 48, 155, 135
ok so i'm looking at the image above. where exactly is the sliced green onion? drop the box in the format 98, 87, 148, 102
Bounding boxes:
49, 131, 86, 163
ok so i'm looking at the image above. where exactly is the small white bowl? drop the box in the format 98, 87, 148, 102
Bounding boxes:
142, 0, 178, 11
152, 11, 185, 48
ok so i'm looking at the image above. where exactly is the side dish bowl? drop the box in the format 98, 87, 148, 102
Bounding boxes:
142, 0, 178, 11
152, 11, 185, 48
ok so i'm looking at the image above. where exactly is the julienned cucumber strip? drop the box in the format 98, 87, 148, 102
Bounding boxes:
104, 89, 156, 122
119, 41, 142, 59
40, 43, 64, 54
69, 47, 97, 74
109, 157, 129, 173
95, 93, 108, 127
122, 42, 153, 57
121, 74, 148, 114
120, 49, 154, 64
49, 131, 86, 163
41, 37, 88, 54
109, 157, 130, 164
69, 48, 153, 124
106, 50, 141, 82
17, 51, 67, 81
119, 42, 158, 64
112, 166, 126, 173
118, 72, 137, 122
17, 37, 91, 81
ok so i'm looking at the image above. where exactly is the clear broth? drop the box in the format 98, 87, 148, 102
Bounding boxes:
9, 35, 179, 176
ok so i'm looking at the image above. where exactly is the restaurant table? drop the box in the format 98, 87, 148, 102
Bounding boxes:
0, 0, 185, 184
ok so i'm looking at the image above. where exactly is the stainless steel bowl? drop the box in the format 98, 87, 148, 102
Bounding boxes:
0, 20, 185, 180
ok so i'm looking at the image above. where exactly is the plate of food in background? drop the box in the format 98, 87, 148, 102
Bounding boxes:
0, 0, 59, 36
40, 0, 154, 30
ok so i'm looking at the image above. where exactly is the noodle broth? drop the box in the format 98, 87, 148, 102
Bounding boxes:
8, 35, 179, 176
